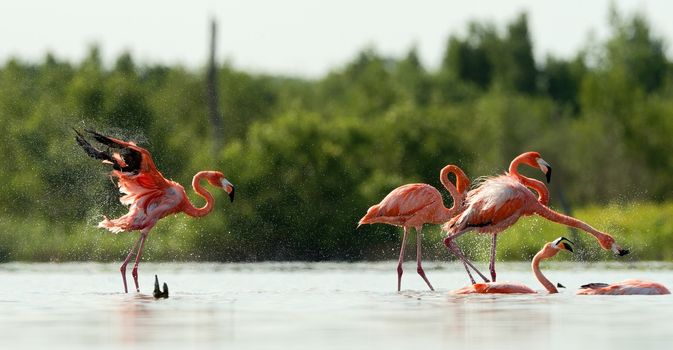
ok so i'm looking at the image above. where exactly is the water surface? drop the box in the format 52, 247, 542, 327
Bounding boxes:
1, 262, 671, 350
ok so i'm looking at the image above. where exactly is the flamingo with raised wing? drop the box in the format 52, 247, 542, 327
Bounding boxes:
443, 152, 628, 284
451, 237, 573, 294
75, 130, 235, 293
359, 165, 470, 291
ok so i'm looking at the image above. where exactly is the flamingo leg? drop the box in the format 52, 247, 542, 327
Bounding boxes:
444, 235, 490, 283
131, 229, 150, 293
397, 227, 410, 292
489, 234, 497, 282
415, 226, 434, 291
120, 234, 144, 293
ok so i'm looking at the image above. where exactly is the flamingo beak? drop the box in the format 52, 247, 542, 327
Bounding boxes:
537, 158, 552, 183
611, 243, 629, 256
552, 237, 574, 252
221, 179, 235, 202
559, 242, 573, 253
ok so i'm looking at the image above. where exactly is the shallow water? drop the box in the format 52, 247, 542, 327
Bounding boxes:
1, 262, 672, 350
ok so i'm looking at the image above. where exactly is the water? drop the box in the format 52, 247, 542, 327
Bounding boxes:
1, 262, 672, 350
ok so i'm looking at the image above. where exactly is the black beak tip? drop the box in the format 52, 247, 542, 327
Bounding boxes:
228, 188, 235, 203
557, 282, 566, 288
618, 249, 630, 256
545, 167, 552, 183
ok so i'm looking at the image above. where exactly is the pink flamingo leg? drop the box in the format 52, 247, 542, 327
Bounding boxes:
397, 227, 410, 291
120, 234, 144, 293
445, 235, 490, 283
131, 229, 150, 293
415, 226, 434, 291
489, 234, 497, 282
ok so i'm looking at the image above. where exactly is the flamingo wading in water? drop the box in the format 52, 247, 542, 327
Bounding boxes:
443, 152, 629, 284
451, 237, 574, 294
75, 130, 235, 293
359, 165, 470, 291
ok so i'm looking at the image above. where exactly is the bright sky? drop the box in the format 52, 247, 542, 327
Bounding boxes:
1, 0, 671, 77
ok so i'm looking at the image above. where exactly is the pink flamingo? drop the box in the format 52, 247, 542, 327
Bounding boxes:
451, 237, 574, 294
76, 130, 235, 293
577, 280, 670, 295
443, 151, 628, 284
359, 165, 470, 291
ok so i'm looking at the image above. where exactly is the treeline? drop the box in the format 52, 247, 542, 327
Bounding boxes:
2, 9, 673, 262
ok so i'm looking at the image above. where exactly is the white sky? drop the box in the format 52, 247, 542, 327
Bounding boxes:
1, 0, 671, 78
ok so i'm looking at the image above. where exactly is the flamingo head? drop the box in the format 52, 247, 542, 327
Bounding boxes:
205, 171, 236, 202
518, 151, 552, 183
599, 235, 629, 256
539, 237, 574, 260
551, 236, 574, 253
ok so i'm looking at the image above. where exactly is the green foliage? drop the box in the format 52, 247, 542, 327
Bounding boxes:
1, 9, 673, 261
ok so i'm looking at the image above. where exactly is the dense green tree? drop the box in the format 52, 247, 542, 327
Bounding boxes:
2, 9, 673, 261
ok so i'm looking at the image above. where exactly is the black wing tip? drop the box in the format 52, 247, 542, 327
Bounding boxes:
74, 128, 112, 162
84, 129, 124, 149
580, 283, 609, 289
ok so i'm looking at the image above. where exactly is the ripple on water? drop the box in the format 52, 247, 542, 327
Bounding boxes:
0, 261, 671, 350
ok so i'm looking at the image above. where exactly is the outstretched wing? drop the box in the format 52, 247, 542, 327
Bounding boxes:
75, 129, 171, 191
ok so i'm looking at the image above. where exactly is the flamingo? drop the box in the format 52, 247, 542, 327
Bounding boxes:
443, 151, 628, 284
451, 237, 573, 294
577, 280, 670, 295
75, 130, 235, 293
358, 165, 470, 291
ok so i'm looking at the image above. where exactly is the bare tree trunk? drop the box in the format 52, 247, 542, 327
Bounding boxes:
207, 18, 224, 155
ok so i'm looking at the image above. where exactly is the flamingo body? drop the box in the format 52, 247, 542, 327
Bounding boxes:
99, 174, 185, 233
452, 282, 536, 294
450, 237, 573, 295
76, 130, 235, 293
448, 175, 536, 234
443, 152, 627, 284
359, 164, 469, 291
577, 280, 671, 295
359, 184, 450, 227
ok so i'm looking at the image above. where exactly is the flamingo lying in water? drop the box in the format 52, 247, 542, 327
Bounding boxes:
443, 152, 629, 284
451, 237, 573, 294
577, 280, 670, 295
359, 165, 470, 291
75, 130, 235, 293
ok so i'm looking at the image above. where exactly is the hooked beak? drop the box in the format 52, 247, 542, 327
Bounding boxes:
611, 243, 629, 256
560, 242, 573, 253
221, 179, 235, 203
537, 158, 552, 183
552, 236, 574, 253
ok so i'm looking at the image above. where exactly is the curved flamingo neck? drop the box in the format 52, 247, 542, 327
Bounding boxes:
509, 156, 549, 205
182, 171, 216, 218
534, 205, 617, 251
520, 177, 549, 205
531, 246, 558, 294
438, 165, 470, 221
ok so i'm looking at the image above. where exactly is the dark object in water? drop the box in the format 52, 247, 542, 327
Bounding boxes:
580, 283, 610, 289
153, 275, 169, 299
557, 282, 566, 288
